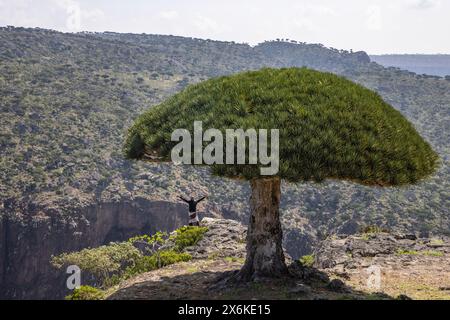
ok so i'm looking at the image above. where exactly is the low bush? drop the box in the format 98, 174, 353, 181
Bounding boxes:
396, 249, 419, 255
125, 250, 192, 277
51, 242, 142, 285
128, 231, 168, 245
299, 254, 315, 267
172, 226, 208, 251
65, 286, 105, 300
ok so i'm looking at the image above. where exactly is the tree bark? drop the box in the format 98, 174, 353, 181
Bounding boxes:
238, 177, 288, 280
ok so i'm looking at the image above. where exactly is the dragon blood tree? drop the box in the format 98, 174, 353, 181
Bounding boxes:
124, 68, 438, 280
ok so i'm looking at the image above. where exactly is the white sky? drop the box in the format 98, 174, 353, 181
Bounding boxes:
0, 0, 449, 54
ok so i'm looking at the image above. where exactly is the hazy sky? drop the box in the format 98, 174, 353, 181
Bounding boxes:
0, 0, 449, 54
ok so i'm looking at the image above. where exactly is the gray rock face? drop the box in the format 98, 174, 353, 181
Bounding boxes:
184, 218, 247, 259
315, 232, 450, 271
183, 218, 294, 264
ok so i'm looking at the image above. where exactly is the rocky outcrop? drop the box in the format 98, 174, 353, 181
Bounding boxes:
315, 233, 450, 270
183, 218, 295, 263
314, 233, 450, 299
0, 198, 196, 299
107, 218, 335, 301
184, 218, 246, 260
113, 219, 450, 300
110, 227, 450, 300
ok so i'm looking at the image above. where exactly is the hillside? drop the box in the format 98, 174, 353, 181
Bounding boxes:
0, 26, 449, 299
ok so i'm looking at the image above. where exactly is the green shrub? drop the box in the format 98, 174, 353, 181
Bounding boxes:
128, 231, 168, 245
172, 226, 208, 251
396, 249, 443, 257
299, 254, 315, 267
65, 286, 105, 300
128, 234, 153, 244
361, 233, 371, 241
51, 226, 205, 291
422, 250, 443, 257
429, 239, 444, 246
125, 250, 192, 277
51, 242, 142, 285
396, 249, 419, 255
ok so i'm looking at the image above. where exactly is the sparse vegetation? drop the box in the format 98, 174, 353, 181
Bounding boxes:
422, 250, 444, 257
429, 239, 445, 246
224, 256, 245, 264
396, 249, 443, 257
396, 249, 419, 255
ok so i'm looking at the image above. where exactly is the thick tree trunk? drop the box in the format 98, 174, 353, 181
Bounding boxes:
238, 177, 288, 281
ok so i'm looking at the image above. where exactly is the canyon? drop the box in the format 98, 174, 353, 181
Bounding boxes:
0, 199, 190, 299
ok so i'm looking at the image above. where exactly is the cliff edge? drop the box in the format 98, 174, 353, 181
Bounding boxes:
106, 218, 450, 300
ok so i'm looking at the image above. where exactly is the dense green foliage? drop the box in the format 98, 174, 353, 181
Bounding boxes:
65, 286, 105, 300
125, 68, 438, 185
51, 242, 141, 284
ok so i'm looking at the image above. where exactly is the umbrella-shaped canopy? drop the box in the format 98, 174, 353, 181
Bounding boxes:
124, 67, 438, 186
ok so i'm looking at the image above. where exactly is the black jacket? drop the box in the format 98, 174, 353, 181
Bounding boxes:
179, 196, 206, 212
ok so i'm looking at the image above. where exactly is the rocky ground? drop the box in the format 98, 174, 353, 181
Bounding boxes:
106, 218, 450, 300
315, 232, 450, 300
